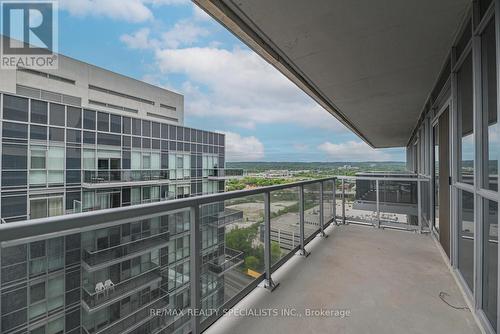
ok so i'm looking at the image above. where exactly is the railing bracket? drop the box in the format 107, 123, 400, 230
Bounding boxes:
260, 279, 280, 292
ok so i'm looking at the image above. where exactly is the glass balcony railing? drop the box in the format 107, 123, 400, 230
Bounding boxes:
336, 174, 430, 230
82, 265, 161, 310
207, 168, 244, 179
207, 247, 245, 275
83, 169, 169, 184
0, 174, 432, 334
83, 231, 170, 268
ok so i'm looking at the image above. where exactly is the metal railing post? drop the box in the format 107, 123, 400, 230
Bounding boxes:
298, 184, 310, 257
341, 179, 346, 224
262, 191, 279, 291
376, 179, 380, 228
417, 179, 422, 233
190, 205, 201, 334
332, 179, 337, 224
319, 182, 327, 237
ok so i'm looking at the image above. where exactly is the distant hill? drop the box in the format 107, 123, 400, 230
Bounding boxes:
226, 161, 406, 172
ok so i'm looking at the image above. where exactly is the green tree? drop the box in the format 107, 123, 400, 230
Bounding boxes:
271, 241, 282, 264
244, 256, 260, 271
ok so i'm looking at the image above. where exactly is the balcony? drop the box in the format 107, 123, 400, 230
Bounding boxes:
205, 223, 480, 334
82, 266, 162, 312
207, 247, 245, 275
82, 169, 169, 188
83, 231, 169, 270
208, 168, 245, 180
0, 175, 485, 334
208, 208, 244, 227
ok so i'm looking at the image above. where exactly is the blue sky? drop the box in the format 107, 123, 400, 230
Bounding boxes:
55, 0, 404, 162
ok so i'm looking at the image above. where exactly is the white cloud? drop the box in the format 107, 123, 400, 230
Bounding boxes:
192, 5, 212, 21
60, 0, 190, 22
318, 141, 394, 162
151, 46, 347, 131
120, 28, 158, 49
60, 0, 154, 22
221, 131, 265, 161
161, 20, 210, 48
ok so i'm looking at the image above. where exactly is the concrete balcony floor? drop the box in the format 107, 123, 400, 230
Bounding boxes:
207, 224, 481, 334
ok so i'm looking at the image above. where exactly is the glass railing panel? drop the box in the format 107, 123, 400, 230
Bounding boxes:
378, 180, 417, 226
303, 182, 321, 238
350, 179, 378, 225
200, 194, 264, 324
82, 170, 169, 184
269, 186, 300, 266
323, 179, 335, 225
335, 178, 343, 221
420, 179, 431, 228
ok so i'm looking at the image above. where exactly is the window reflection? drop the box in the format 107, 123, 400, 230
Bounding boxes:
458, 190, 474, 291
457, 53, 474, 185
482, 200, 497, 330
481, 19, 498, 191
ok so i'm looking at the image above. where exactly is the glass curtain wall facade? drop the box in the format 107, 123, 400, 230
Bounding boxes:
0, 91, 229, 333
0, 93, 225, 222
407, 1, 499, 332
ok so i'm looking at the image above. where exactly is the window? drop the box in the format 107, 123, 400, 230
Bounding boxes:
66, 129, 81, 143
97, 112, 109, 131
30, 199, 48, 219
31, 100, 48, 124
3, 95, 28, 121
2, 144, 27, 169
83, 110, 96, 130
97, 133, 120, 146
482, 199, 497, 329
49, 103, 65, 126
481, 19, 498, 191
132, 118, 141, 135
30, 125, 47, 140
143, 154, 151, 169
31, 148, 46, 169
47, 276, 64, 311
458, 190, 474, 292
122, 116, 131, 134
66, 107, 81, 128
457, 53, 474, 185
152, 122, 160, 138
83, 131, 95, 144
66, 148, 81, 169
142, 120, 150, 137
49, 127, 64, 142
30, 282, 45, 303
1, 195, 27, 218
110, 114, 121, 133
83, 149, 95, 169
3, 122, 28, 139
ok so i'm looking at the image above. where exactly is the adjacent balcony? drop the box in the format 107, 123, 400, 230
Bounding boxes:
82, 169, 169, 188
82, 265, 162, 312
208, 208, 244, 227
207, 247, 245, 275
82, 231, 169, 270
208, 168, 245, 180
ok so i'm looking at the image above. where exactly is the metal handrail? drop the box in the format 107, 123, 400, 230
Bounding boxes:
0, 176, 337, 243
0, 173, 433, 334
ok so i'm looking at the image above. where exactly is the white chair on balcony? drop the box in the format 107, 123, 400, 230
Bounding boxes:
95, 282, 105, 299
104, 279, 115, 294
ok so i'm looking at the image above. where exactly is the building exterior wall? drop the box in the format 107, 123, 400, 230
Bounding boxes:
406, 1, 499, 332
0, 52, 231, 333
